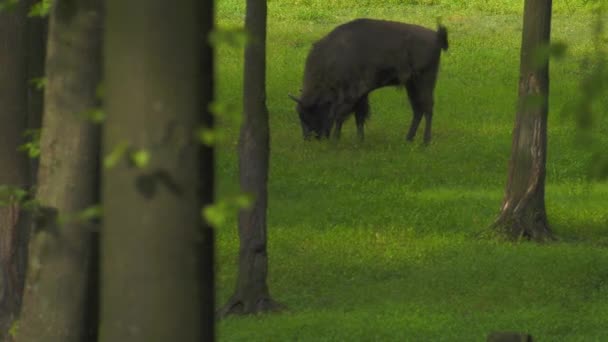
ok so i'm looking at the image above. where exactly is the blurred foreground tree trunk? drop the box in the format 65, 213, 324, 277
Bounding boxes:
492, 0, 553, 242
221, 0, 282, 316
26, 11, 48, 181
15, 0, 103, 341
0, 0, 31, 331
100, 1, 203, 340
201, 0, 216, 339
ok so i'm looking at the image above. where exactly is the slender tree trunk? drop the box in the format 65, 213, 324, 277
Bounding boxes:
221, 0, 282, 316
15, 1, 103, 341
0, 0, 30, 331
492, 0, 553, 242
201, 0, 216, 339
99, 1, 203, 340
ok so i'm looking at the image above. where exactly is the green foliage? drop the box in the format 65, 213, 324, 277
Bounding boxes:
203, 194, 252, 228
0, 0, 19, 12
0, 185, 28, 205
533, 42, 568, 68
196, 101, 241, 146
78, 108, 105, 123
214, 0, 608, 340
195, 127, 218, 146
130, 149, 150, 169
0, 185, 38, 212
104, 143, 152, 169
103, 141, 130, 169
28, 0, 51, 17
29, 77, 47, 90
19, 129, 41, 158
58, 204, 102, 225
95, 82, 104, 99
209, 27, 248, 49
8, 320, 19, 338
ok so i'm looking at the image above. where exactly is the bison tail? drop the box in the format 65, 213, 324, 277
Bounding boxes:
437, 25, 448, 51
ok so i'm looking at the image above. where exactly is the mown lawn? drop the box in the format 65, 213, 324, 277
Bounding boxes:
214, 1, 608, 340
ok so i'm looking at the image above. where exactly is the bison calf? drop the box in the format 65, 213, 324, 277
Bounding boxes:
290, 18, 448, 143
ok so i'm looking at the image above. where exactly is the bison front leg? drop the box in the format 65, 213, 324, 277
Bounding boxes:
332, 118, 343, 140
354, 95, 370, 141
330, 102, 354, 140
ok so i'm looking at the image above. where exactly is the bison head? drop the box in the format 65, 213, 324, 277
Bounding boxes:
289, 94, 332, 139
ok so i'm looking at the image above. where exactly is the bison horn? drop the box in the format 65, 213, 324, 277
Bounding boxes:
288, 93, 302, 105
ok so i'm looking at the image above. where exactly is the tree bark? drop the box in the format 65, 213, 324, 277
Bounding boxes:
492, 0, 553, 242
0, 0, 30, 330
201, 0, 216, 339
26, 12, 48, 182
99, 1, 203, 341
14, 1, 103, 341
221, 0, 282, 316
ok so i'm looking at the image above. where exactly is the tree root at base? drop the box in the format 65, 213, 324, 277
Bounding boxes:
219, 295, 285, 318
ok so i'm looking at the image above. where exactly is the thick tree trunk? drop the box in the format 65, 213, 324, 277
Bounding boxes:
201, 0, 216, 339
492, 0, 553, 242
99, 1, 203, 341
221, 0, 282, 316
14, 1, 103, 341
0, 0, 31, 332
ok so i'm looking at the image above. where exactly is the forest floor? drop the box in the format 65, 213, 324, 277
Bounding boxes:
214, 1, 608, 340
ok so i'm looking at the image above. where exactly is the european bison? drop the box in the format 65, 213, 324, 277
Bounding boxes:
289, 18, 448, 143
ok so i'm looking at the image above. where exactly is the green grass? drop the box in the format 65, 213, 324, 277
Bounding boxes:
214, 1, 608, 340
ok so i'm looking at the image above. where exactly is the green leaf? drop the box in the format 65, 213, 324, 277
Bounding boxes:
196, 127, 216, 146
209, 27, 248, 48
79, 108, 106, 123
234, 194, 253, 209
103, 141, 129, 169
0, 185, 29, 205
202, 202, 228, 228
28, 0, 51, 17
76, 205, 103, 221
29, 77, 47, 90
19, 129, 42, 158
130, 149, 150, 168
549, 42, 568, 60
0, 0, 19, 12
8, 320, 19, 337
96, 82, 104, 99
208, 101, 240, 118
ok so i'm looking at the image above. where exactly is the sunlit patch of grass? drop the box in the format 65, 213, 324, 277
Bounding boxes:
214, 0, 608, 340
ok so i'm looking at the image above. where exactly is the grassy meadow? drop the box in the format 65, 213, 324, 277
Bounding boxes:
213, 1, 608, 340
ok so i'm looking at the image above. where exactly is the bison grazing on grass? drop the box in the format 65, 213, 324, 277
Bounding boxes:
289, 18, 448, 144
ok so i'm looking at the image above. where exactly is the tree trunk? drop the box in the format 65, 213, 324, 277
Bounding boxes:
221, 0, 282, 316
0, 0, 30, 330
15, 1, 103, 341
26, 13, 48, 182
99, 1, 203, 341
201, 0, 216, 339
492, 0, 553, 242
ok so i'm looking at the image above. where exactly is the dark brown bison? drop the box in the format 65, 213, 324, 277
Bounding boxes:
289, 18, 448, 143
